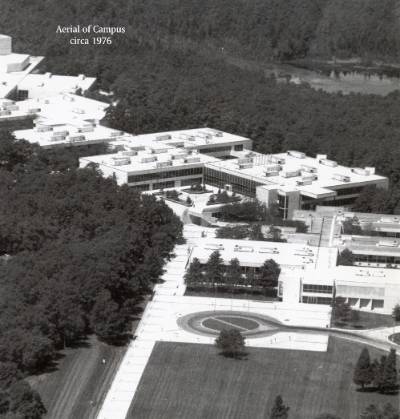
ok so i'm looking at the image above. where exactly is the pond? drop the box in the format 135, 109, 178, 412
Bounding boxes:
266, 63, 400, 95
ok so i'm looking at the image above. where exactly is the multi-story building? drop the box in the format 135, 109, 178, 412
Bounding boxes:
79, 128, 253, 191
188, 238, 400, 314
204, 150, 388, 219
0, 34, 44, 100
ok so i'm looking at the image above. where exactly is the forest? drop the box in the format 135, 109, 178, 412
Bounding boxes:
3, 1, 399, 211
0, 133, 183, 417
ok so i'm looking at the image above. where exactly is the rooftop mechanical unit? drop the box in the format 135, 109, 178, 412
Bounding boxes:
332, 173, 351, 182
319, 158, 338, 167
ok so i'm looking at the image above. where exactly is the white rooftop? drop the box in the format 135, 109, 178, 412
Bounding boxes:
206, 150, 387, 197
17, 73, 96, 99
190, 238, 337, 270
0, 34, 44, 99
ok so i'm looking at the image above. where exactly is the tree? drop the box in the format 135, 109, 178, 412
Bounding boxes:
249, 223, 265, 241
372, 355, 387, 391
270, 395, 289, 419
380, 349, 397, 394
353, 347, 373, 390
332, 297, 354, 324
184, 257, 204, 286
8, 380, 46, 419
258, 259, 281, 289
226, 258, 242, 286
360, 403, 399, 419
337, 249, 354, 266
215, 329, 245, 358
186, 196, 193, 205
314, 415, 341, 419
90, 291, 128, 342
205, 251, 225, 286
392, 304, 400, 322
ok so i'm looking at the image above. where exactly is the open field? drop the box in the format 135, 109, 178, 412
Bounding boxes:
128, 338, 397, 419
28, 335, 125, 419
335, 311, 396, 330
27, 297, 149, 419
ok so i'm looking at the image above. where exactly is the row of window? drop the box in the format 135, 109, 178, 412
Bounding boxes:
303, 284, 333, 294
199, 146, 232, 154
353, 254, 400, 265
333, 186, 365, 196
152, 181, 175, 190
302, 296, 332, 305
128, 167, 203, 183
180, 177, 203, 187
204, 168, 264, 197
131, 184, 150, 191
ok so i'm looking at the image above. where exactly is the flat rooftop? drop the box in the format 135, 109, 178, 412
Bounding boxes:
0, 55, 44, 99
17, 73, 96, 99
206, 150, 387, 197
340, 211, 400, 233
338, 235, 400, 256
14, 121, 120, 149
190, 238, 337, 270
80, 144, 219, 173
109, 128, 251, 150
79, 128, 250, 172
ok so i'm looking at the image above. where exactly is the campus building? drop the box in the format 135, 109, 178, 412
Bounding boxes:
204, 150, 388, 219
79, 129, 252, 191
0, 34, 44, 100
189, 238, 400, 314
80, 131, 388, 219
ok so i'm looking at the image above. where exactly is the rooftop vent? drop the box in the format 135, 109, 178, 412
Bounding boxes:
282, 169, 300, 178
288, 150, 306, 159
155, 134, 172, 141
141, 156, 158, 163
270, 156, 286, 164
112, 156, 131, 166
156, 161, 173, 168
351, 168, 372, 176
332, 173, 350, 182
301, 164, 317, 173
204, 243, 224, 251
234, 245, 254, 253
184, 157, 201, 163
69, 135, 86, 143
259, 247, 279, 254
319, 159, 338, 167
377, 240, 399, 247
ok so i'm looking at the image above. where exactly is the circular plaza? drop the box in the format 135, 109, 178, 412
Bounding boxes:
178, 310, 282, 339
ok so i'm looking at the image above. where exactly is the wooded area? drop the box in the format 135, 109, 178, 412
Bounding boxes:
0, 134, 183, 417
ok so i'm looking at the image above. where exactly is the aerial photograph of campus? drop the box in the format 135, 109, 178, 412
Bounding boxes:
1, 1, 400, 419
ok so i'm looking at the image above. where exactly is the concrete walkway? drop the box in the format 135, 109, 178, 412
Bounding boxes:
97, 224, 400, 419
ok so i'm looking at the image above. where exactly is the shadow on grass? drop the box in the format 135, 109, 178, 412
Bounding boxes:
356, 385, 399, 395
218, 351, 248, 360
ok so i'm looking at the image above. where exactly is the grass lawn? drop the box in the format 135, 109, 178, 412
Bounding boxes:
127, 338, 397, 419
185, 288, 278, 302
27, 335, 125, 419
27, 297, 148, 419
335, 311, 396, 330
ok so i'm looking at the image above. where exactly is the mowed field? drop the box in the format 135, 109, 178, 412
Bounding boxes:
27, 335, 125, 419
128, 338, 398, 419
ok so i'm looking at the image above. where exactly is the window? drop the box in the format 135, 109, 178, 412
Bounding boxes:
303, 284, 333, 294
130, 183, 150, 191
128, 167, 203, 183
152, 181, 175, 190
302, 296, 332, 305
204, 167, 264, 197
16, 89, 29, 101
199, 146, 231, 154
180, 177, 203, 187
234, 144, 244, 151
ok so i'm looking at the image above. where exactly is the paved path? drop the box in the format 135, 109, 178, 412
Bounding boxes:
97, 224, 400, 419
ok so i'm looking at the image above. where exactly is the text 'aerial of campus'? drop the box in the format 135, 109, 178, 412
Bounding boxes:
1, 2, 400, 419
